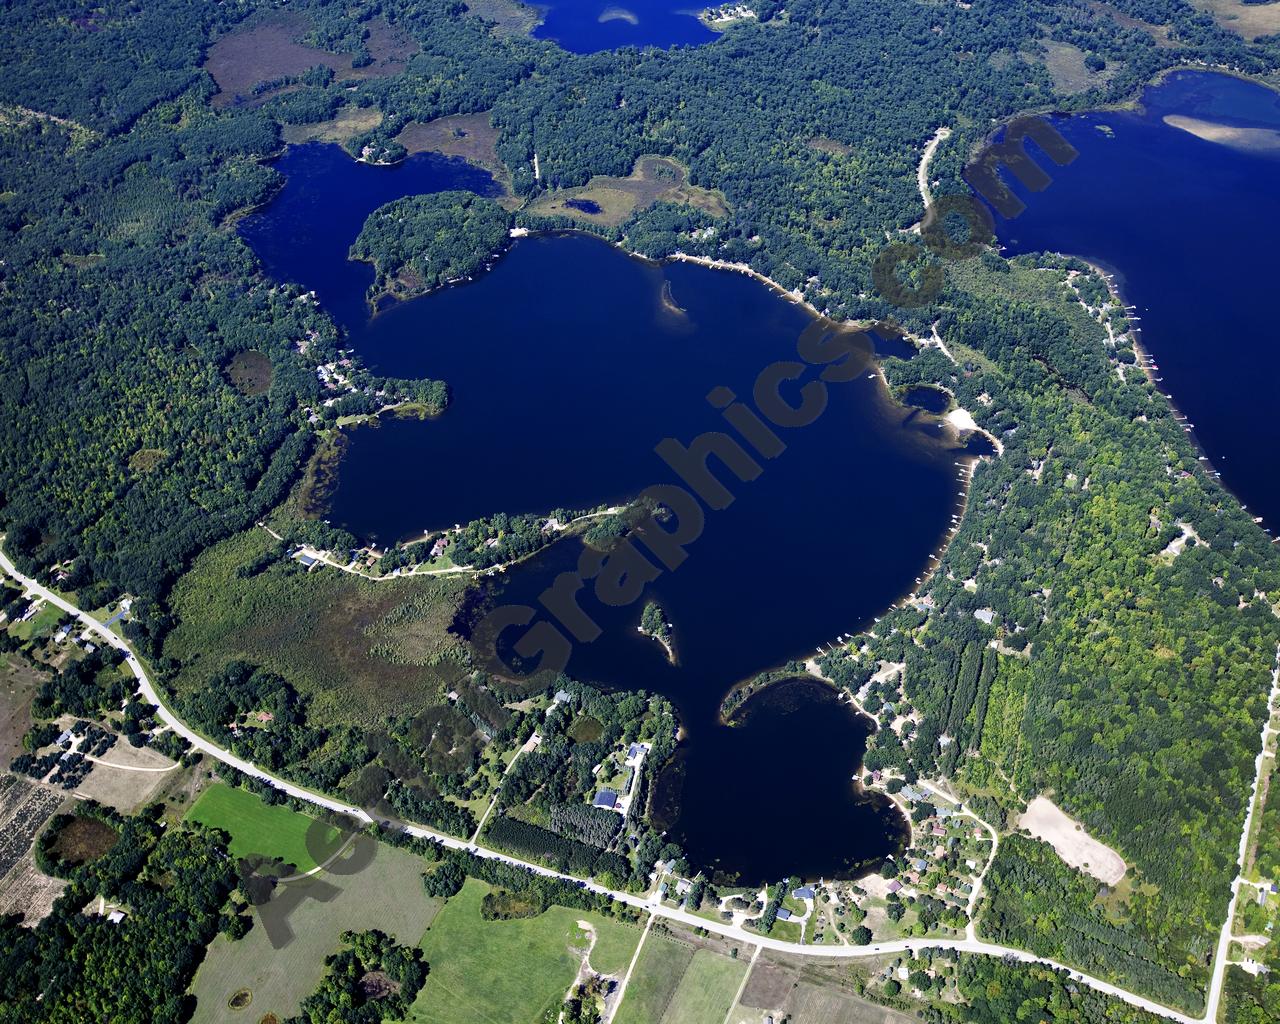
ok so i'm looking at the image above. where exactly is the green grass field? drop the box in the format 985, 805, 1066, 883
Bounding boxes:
185, 783, 338, 872
614, 931, 694, 1024
189, 840, 440, 1024
661, 948, 747, 1024
407, 878, 643, 1024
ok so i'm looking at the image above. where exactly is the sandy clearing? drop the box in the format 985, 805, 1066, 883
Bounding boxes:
1020, 796, 1127, 885
946, 408, 979, 432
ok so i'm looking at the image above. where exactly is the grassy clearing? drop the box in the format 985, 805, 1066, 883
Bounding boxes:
614, 930, 694, 1024
204, 12, 416, 109
163, 528, 471, 728
1189, 0, 1280, 40
225, 350, 273, 397
0, 653, 44, 764
526, 155, 729, 228
396, 112, 516, 201
662, 948, 748, 1024
185, 783, 337, 871
283, 105, 385, 147
463, 0, 543, 37
407, 878, 642, 1024
189, 840, 439, 1023
48, 816, 119, 864
1029, 40, 1118, 97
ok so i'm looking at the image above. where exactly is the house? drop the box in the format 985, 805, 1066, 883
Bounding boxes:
912, 858, 928, 872
792, 886, 815, 900
54, 624, 72, 643
55, 729, 74, 748
628, 743, 645, 760
887, 880, 903, 894
775, 907, 792, 921
295, 552, 318, 569
429, 537, 449, 558
106, 910, 125, 924
675, 879, 692, 896
17, 601, 40, 623
553, 690, 572, 705
658, 882, 669, 898
593, 790, 618, 810
974, 608, 995, 624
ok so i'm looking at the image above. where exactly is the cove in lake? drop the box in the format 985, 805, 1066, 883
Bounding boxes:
531, 0, 718, 54
996, 70, 1280, 531
240, 142, 976, 882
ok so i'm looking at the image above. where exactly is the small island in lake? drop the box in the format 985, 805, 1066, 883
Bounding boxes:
639, 600, 677, 664
349, 191, 511, 305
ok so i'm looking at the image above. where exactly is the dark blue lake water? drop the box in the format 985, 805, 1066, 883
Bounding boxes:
240, 142, 974, 882
532, 0, 718, 53
997, 70, 1280, 531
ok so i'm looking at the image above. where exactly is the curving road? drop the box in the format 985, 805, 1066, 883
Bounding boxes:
2, 543, 1263, 1024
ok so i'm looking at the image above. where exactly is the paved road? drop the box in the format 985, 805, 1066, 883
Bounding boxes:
0, 544, 1254, 1024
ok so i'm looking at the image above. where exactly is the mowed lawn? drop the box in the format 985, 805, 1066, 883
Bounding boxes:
185, 783, 339, 872
189, 839, 440, 1023
407, 878, 643, 1024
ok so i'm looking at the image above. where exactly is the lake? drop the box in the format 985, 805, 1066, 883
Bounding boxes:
531, 0, 718, 53
241, 142, 974, 882
997, 70, 1280, 532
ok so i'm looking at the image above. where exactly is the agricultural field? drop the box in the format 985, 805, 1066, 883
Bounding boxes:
526, 155, 729, 228
614, 929, 695, 1024
736, 954, 914, 1024
188, 813, 438, 1023
184, 783, 339, 872
407, 878, 643, 1024
163, 528, 472, 728
0, 774, 64, 881
616, 926, 748, 1024
0, 856, 66, 924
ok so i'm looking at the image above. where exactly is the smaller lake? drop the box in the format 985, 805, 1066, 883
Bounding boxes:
532, 0, 719, 53
995, 71, 1280, 530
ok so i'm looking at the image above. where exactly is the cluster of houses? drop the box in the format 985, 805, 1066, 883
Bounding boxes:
590, 741, 649, 816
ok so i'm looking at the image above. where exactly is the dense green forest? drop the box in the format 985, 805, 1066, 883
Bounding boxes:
0, 801, 246, 1023
350, 191, 511, 302
822, 254, 1280, 1009
4, 0, 1280, 1018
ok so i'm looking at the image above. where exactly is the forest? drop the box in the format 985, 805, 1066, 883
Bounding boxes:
350, 191, 512, 302
3, 0, 1280, 1018
0, 802, 248, 1024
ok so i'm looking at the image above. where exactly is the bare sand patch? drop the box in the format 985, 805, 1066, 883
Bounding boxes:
1164, 115, 1280, 154
1020, 796, 1127, 885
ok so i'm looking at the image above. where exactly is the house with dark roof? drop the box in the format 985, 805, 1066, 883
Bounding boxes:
775, 907, 792, 921
791, 886, 815, 900
593, 790, 618, 809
